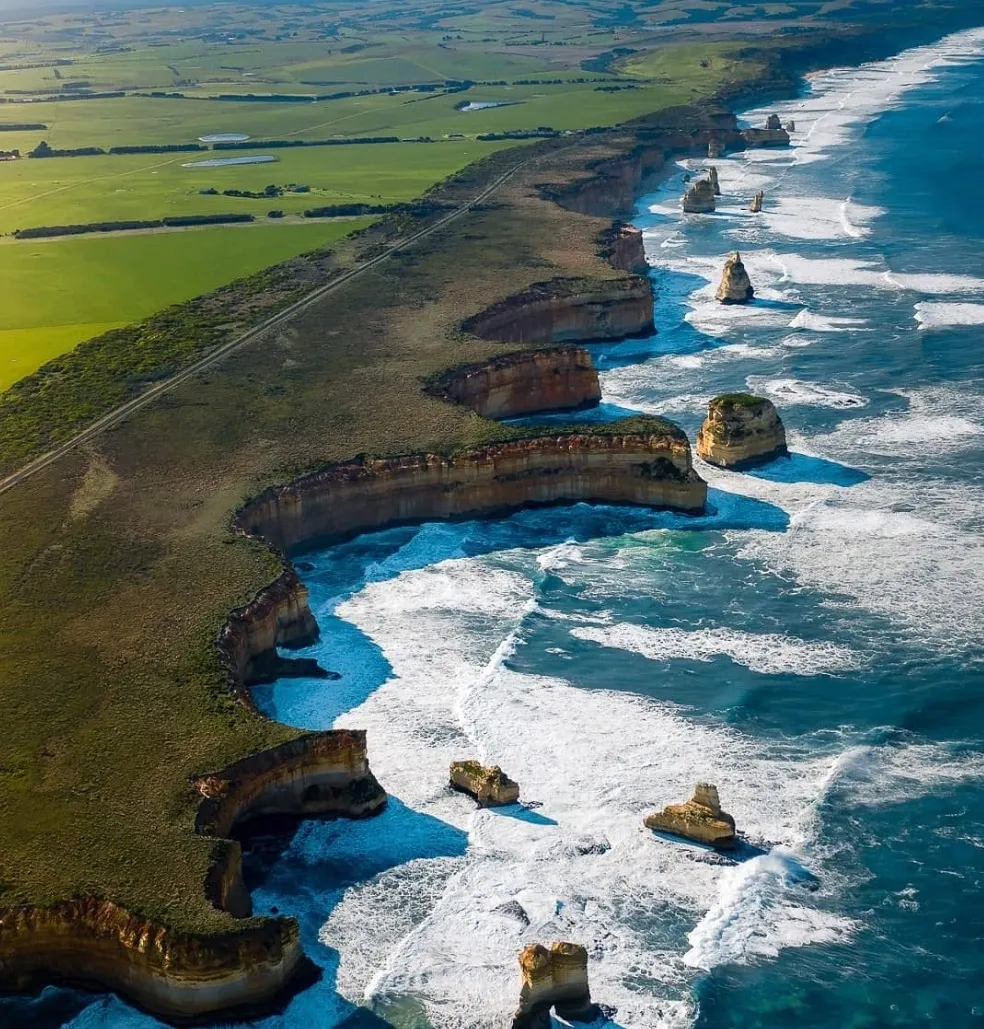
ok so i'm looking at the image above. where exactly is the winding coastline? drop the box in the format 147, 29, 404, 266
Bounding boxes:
5, 19, 984, 1026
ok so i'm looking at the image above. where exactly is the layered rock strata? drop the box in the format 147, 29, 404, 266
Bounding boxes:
450, 761, 520, 807
599, 221, 648, 274
696, 393, 788, 468
741, 118, 790, 147
0, 900, 304, 1022
425, 347, 600, 419
218, 567, 320, 691
460, 276, 653, 345
715, 251, 754, 304
749, 190, 764, 213
236, 427, 708, 554
512, 942, 602, 1029
644, 782, 736, 848
707, 165, 721, 196
682, 178, 716, 213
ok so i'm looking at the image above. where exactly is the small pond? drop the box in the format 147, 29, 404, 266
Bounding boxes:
182, 154, 277, 168
198, 132, 251, 143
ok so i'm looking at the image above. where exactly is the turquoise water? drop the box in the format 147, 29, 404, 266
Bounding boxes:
7, 26, 984, 1029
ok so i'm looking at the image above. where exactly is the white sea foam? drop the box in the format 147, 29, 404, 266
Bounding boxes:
322, 555, 850, 1029
571, 623, 860, 676
729, 196, 884, 242
915, 301, 984, 328
788, 310, 867, 332
746, 376, 869, 409
684, 848, 856, 970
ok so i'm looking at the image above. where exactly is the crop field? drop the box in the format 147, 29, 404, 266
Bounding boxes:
0, 218, 368, 390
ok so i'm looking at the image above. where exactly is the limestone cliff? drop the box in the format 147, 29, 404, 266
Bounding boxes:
682, 178, 716, 214
696, 393, 788, 468
512, 942, 601, 1029
461, 277, 653, 346
749, 190, 764, 213
715, 251, 754, 304
218, 567, 319, 691
542, 106, 742, 219
235, 427, 707, 554
0, 900, 304, 1022
644, 782, 736, 848
599, 221, 648, 274
450, 761, 520, 807
424, 347, 600, 419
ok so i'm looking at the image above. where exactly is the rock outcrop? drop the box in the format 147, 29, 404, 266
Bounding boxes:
599, 221, 648, 274
236, 425, 707, 553
218, 567, 320, 691
682, 178, 716, 213
512, 942, 602, 1029
0, 900, 305, 1022
696, 393, 787, 468
644, 783, 736, 848
749, 190, 764, 213
707, 136, 724, 158
707, 165, 721, 196
741, 117, 790, 147
784, 119, 795, 132
450, 760, 520, 807
425, 347, 600, 419
461, 277, 653, 346
715, 251, 754, 304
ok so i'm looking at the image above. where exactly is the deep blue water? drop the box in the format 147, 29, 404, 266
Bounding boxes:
7, 27, 984, 1029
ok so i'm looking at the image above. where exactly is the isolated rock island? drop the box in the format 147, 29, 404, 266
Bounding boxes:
512, 942, 603, 1029
682, 177, 716, 213
715, 251, 754, 303
450, 761, 520, 807
644, 782, 737, 848
696, 393, 788, 468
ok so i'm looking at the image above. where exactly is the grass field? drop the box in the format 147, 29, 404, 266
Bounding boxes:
0, 219, 370, 390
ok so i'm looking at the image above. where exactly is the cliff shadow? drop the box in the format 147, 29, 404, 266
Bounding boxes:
744, 451, 870, 486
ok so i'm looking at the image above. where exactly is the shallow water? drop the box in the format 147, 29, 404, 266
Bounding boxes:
8, 26, 984, 1029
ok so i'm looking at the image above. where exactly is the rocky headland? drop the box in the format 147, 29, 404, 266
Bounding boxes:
450, 761, 520, 807
696, 393, 788, 468
644, 783, 737, 848
682, 177, 716, 213
512, 942, 602, 1029
235, 425, 707, 553
599, 221, 649, 274
460, 276, 654, 346
715, 251, 754, 304
424, 347, 601, 420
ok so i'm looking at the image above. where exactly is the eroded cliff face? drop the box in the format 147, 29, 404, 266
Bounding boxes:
696, 394, 787, 468
425, 347, 600, 419
236, 430, 707, 554
0, 900, 303, 1021
461, 277, 653, 346
599, 221, 649, 274
218, 567, 319, 691
543, 107, 743, 218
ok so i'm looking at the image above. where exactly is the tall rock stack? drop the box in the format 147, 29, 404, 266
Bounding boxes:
784, 119, 796, 132
511, 943, 602, 1029
682, 177, 716, 214
766, 113, 782, 130
696, 393, 788, 468
644, 782, 737, 848
707, 165, 721, 196
708, 136, 724, 159
715, 251, 754, 304
749, 191, 764, 213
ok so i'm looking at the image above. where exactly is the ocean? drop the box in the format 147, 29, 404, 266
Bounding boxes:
8, 26, 984, 1029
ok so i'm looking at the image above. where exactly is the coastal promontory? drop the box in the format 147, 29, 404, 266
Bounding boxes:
696, 393, 788, 468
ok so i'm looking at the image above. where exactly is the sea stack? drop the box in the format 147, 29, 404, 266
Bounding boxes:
749, 191, 764, 213
644, 783, 736, 848
682, 178, 716, 214
696, 393, 788, 468
766, 113, 782, 130
715, 251, 754, 304
707, 137, 724, 159
511, 942, 602, 1029
741, 116, 790, 148
450, 760, 520, 807
785, 119, 796, 132
707, 165, 721, 196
